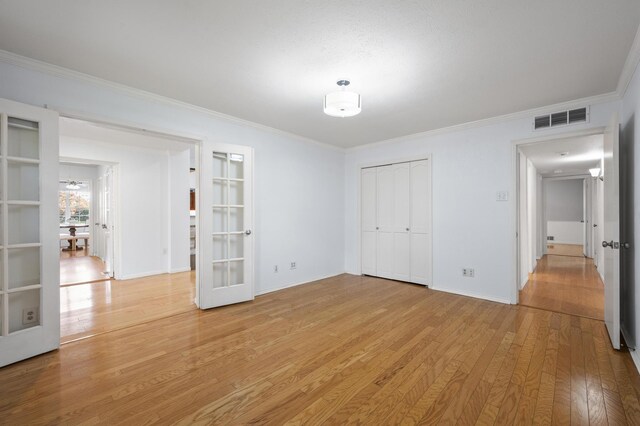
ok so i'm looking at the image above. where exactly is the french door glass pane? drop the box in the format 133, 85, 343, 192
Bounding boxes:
229, 180, 243, 205
230, 260, 244, 286
213, 207, 227, 233
213, 179, 226, 205
229, 234, 243, 259
212, 152, 228, 178
8, 289, 40, 333
212, 235, 227, 261
8, 205, 39, 245
7, 161, 39, 201
8, 247, 40, 289
212, 262, 227, 288
229, 207, 243, 232
8, 118, 39, 159
229, 154, 244, 179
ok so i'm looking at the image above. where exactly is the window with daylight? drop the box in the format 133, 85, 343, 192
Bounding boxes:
59, 184, 91, 224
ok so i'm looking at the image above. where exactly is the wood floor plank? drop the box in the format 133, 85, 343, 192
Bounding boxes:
1, 273, 640, 425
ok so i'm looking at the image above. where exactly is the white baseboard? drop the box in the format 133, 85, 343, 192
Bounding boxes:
429, 285, 512, 305
256, 273, 343, 296
118, 270, 167, 281
170, 266, 192, 274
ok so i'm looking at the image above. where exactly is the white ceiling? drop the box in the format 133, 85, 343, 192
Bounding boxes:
1, 1, 639, 148
519, 134, 603, 177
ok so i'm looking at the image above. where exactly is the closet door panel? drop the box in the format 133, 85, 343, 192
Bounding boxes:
393, 232, 411, 281
376, 231, 394, 279
376, 166, 394, 231
361, 231, 377, 275
411, 233, 431, 285
393, 163, 410, 231
361, 168, 377, 231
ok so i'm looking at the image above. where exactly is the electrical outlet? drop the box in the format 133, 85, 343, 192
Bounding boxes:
290, 262, 296, 270
462, 268, 468, 277
462, 268, 475, 278
274, 265, 278, 273
22, 307, 37, 325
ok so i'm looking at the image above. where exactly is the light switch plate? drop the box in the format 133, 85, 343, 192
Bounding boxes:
496, 191, 509, 201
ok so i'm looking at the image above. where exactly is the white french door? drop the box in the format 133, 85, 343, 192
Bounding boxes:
199, 142, 254, 309
0, 98, 59, 367
603, 113, 621, 350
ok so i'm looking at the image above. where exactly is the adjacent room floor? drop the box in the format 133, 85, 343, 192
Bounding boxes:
60, 248, 110, 286
2, 274, 639, 424
60, 271, 196, 343
519, 254, 604, 320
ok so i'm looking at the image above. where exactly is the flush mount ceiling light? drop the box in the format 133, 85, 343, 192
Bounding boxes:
323, 80, 361, 118
589, 167, 601, 177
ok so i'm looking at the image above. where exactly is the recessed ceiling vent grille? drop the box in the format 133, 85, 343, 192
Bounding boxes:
533, 107, 589, 130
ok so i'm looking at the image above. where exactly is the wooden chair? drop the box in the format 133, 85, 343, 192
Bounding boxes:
75, 232, 90, 250
60, 234, 77, 251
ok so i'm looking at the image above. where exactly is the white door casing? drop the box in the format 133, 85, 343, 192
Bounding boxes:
603, 113, 621, 350
0, 98, 59, 367
199, 142, 254, 309
410, 160, 432, 285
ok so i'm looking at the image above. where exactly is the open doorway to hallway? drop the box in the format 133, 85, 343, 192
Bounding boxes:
58, 117, 199, 343
59, 162, 113, 287
516, 133, 605, 320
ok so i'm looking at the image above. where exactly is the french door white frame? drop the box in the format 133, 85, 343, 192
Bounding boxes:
356, 154, 433, 285
511, 127, 605, 305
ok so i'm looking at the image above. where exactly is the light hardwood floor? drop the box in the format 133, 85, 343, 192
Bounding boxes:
2, 274, 639, 424
61, 271, 196, 343
546, 243, 584, 257
60, 249, 110, 286
520, 255, 604, 320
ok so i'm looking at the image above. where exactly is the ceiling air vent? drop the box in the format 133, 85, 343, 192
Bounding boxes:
533, 106, 589, 131
568, 107, 587, 124
551, 111, 568, 126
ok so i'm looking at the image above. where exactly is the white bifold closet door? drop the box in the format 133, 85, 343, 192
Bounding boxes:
361, 158, 431, 286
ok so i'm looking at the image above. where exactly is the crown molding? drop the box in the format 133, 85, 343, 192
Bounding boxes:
0, 49, 345, 153
617, 23, 640, 97
346, 91, 620, 153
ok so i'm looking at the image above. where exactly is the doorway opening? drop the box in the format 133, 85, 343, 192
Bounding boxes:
59, 162, 115, 287
515, 131, 605, 320
58, 117, 200, 343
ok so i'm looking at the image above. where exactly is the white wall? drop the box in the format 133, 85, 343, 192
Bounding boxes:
621, 57, 640, 354
0, 59, 345, 294
545, 179, 584, 221
168, 149, 191, 273
345, 100, 621, 304
546, 221, 584, 245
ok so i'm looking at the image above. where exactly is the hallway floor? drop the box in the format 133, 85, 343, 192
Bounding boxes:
519, 255, 604, 320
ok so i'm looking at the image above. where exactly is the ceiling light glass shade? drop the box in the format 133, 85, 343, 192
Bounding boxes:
324, 90, 361, 117
589, 167, 601, 177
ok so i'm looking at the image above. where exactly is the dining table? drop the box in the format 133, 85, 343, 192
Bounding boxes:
60, 223, 89, 251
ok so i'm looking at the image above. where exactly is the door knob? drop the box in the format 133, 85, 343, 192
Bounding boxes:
602, 240, 613, 248
622, 242, 631, 249
245, 229, 252, 235
406, 228, 410, 231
